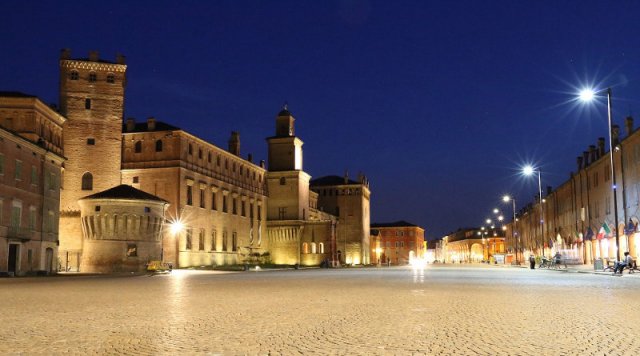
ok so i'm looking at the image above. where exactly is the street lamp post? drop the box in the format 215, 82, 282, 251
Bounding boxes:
503, 195, 518, 264
524, 166, 545, 257
579, 88, 621, 261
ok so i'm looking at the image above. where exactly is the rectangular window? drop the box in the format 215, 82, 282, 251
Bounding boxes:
232, 198, 237, 215
0, 154, 4, 175
199, 188, 205, 208
0, 200, 3, 225
278, 207, 286, 219
127, 244, 138, 257
87, 138, 95, 145
250, 203, 254, 219
232, 232, 238, 251
29, 208, 36, 230
11, 205, 21, 228
15, 160, 22, 180
222, 196, 228, 213
186, 229, 193, 250
211, 230, 217, 251
31, 166, 37, 185
199, 229, 205, 251
258, 206, 261, 221
605, 165, 611, 182
211, 192, 217, 210
241, 201, 246, 217
85, 98, 91, 110
132, 176, 139, 184
50, 172, 57, 190
186, 185, 193, 206
223, 231, 228, 251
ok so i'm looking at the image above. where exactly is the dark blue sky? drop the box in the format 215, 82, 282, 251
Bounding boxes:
3, 1, 640, 239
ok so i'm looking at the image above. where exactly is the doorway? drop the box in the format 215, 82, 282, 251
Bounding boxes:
45, 248, 54, 274
8, 244, 19, 274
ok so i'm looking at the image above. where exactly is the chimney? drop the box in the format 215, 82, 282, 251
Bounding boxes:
116, 53, 126, 65
147, 117, 156, 131
583, 151, 590, 167
88, 50, 99, 62
597, 138, 605, 157
626, 116, 634, 137
260, 160, 266, 168
344, 170, 349, 184
546, 186, 552, 196
577, 156, 583, 171
612, 125, 620, 147
126, 118, 136, 132
247, 153, 253, 163
228, 131, 240, 156
60, 48, 71, 60
589, 145, 597, 162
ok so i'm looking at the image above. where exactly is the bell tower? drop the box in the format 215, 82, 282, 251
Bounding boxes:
266, 106, 310, 221
268, 105, 303, 172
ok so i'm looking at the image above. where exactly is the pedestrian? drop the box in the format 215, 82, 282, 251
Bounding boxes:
613, 251, 633, 275
529, 254, 536, 269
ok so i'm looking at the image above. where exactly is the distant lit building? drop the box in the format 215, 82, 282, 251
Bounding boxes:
440, 227, 505, 263
370, 221, 425, 265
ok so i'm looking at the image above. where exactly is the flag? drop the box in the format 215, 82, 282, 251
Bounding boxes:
625, 220, 637, 235
597, 222, 611, 240
585, 227, 594, 241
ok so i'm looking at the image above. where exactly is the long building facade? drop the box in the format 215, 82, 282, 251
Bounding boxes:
0, 93, 65, 276
504, 118, 640, 265
1, 50, 372, 273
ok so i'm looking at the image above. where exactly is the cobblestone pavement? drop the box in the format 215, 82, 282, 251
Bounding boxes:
1, 265, 640, 355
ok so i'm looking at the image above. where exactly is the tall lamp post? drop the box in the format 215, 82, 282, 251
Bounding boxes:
523, 165, 545, 257
579, 88, 621, 262
503, 195, 518, 264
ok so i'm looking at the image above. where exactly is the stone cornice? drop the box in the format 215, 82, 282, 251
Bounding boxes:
60, 60, 127, 73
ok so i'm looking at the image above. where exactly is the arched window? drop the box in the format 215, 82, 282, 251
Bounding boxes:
89, 72, 97, 82
311, 242, 317, 254
319, 242, 325, 254
302, 242, 309, 254
70, 71, 79, 80
106, 74, 115, 83
134, 141, 142, 153
155, 140, 163, 152
81, 172, 93, 190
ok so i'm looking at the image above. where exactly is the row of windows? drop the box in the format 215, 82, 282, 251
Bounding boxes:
184, 228, 239, 252
130, 140, 264, 184
0, 155, 57, 189
0, 200, 56, 232
185, 185, 262, 219
69, 71, 116, 83
301, 242, 325, 254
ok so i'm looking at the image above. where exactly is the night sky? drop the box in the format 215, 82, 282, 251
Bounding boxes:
3, 1, 640, 239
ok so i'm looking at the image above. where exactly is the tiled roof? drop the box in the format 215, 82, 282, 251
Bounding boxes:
0, 91, 37, 98
310, 175, 358, 186
81, 184, 168, 203
371, 221, 419, 228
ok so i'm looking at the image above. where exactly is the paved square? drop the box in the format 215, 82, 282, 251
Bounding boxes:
1, 265, 639, 355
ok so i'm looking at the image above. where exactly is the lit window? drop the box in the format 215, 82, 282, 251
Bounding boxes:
127, 244, 137, 257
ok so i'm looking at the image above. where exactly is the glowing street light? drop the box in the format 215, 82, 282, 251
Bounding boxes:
170, 220, 184, 235
523, 165, 545, 257
579, 87, 621, 261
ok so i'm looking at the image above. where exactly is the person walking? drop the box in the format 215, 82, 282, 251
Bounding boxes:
529, 254, 536, 269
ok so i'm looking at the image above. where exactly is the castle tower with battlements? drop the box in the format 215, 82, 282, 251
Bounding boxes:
58, 49, 127, 271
